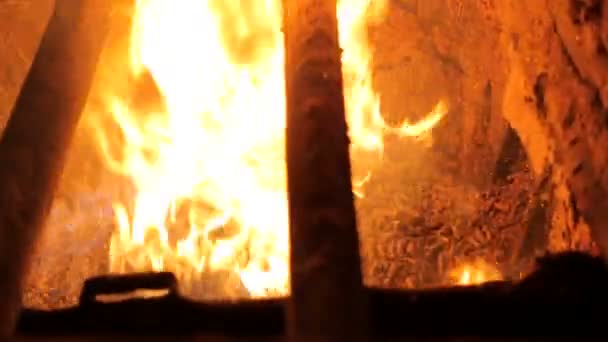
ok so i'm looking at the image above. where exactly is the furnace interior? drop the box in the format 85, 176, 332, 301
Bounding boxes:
0, 0, 601, 310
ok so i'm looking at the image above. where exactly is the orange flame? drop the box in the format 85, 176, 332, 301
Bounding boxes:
91, 0, 447, 298
450, 260, 502, 286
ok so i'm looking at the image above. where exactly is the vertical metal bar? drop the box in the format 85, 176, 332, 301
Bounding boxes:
0, 1, 113, 336
282, 0, 369, 340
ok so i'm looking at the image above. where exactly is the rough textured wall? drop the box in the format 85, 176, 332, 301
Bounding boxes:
369, 0, 601, 254
352, 0, 607, 287
495, 0, 607, 254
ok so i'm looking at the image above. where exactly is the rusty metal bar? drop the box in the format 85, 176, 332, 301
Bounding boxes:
282, 0, 369, 340
0, 1, 113, 336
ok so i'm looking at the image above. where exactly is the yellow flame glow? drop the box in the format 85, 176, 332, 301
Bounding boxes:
91, 0, 447, 298
450, 260, 502, 286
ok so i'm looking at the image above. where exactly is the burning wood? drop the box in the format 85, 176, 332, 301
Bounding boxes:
58, 0, 445, 303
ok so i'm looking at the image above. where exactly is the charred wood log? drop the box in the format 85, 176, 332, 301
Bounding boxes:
0, 1, 114, 336
282, 0, 369, 340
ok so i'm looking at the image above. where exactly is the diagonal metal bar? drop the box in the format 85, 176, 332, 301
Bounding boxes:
0, 1, 114, 336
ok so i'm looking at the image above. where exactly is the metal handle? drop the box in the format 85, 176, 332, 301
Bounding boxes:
79, 272, 178, 305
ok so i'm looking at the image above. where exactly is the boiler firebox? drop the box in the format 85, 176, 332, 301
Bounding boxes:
1, 0, 608, 340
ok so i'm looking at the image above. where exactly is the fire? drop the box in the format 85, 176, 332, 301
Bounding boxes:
91, 0, 447, 298
450, 260, 503, 286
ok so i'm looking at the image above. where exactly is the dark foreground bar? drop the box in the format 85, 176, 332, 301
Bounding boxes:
282, 0, 369, 339
0, 1, 114, 335
17, 252, 608, 338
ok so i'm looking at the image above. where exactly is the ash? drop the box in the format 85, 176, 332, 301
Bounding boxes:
357, 137, 536, 289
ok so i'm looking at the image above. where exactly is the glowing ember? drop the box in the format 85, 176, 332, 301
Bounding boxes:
90, 0, 447, 298
450, 260, 503, 286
